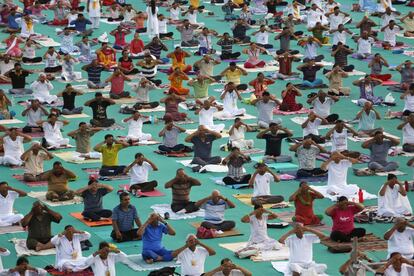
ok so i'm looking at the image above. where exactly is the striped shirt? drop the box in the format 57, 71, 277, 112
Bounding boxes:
170, 177, 200, 204
227, 156, 248, 180
202, 199, 228, 224
112, 204, 138, 232
86, 66, 104, 84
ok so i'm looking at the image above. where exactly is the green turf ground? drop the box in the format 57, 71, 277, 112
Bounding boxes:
1, 0, 414, 275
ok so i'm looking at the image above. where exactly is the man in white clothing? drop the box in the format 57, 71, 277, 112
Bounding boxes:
195, 99, 225, 133
384, 218, 414, 260
85, 242, 127, 276
30, 74, 58, 104
229, 118, 254, 150
0, 181, 27, 227
38, 114, 70, 149
204, 258, 252, 276
123, 111, 152, 142
279, 224, 327, 276
51, 225, 91, 272
397, 114, 414, 152
376, 252, 414, 275
249, 163, 283, 205
123, 153, 158, 193
0, 128, 31, 166
174, 234, 216, 276
378, 174, 412, 218
0, 256, 47, 276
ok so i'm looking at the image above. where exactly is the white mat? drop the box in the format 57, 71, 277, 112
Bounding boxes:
348, 132, 399, 142
244, 65, 279, 73
290, 117, 333, 129
61, 113, 90, 119
0, 225, 25, 234
35, 39, 61, 47
214, 112, 256, 121
346, 70, 367, 76
122, 254, 180, 271
396, 33, 414, 39
57, 78, 87, 84
389, 146, 414, 157
185, 129, 229, 137
272, 261, 328, 276
135, 106, 165, 113
150, 204, 205, 220
316, 61, 334, 66
22, 62, 45, 66
309, 185, 377, 202
177, 159, 230, 173
376, 170, 407, 176
219, 242, 290, 261
72, 84, 111, 93
28, 191, 83, 207
10, 238, 56, 257
0, 119, 23, 124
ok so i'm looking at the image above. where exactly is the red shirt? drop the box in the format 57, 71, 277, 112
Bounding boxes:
278, 56, 293, 75
331, 206, 359, 234
114, 32, 127, 47
110, 75, 125, 94
130, 39, 144, 54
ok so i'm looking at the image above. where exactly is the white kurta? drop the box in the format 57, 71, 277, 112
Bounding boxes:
1, 136, 24, 165
85, 252, 127, 276
229, 125, 254, 149
0, 191, 23, 227
42, 121, 70, 147
326, 159, 358, 196
246, 214, 281, 250
199, 107, 225, 132
221, 91, 246, 117
124, 118, 152, 141
30, 81, 58, 104
88, 0, 101, 17
378, 185, 413, 217
146, 6, 159, 39
51, 232, 91, 272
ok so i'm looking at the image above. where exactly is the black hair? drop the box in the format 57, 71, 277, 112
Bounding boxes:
16, 256, 29, 266
387, 173, 397, 180
119, 191, 129, 200
64, 225, 73, 230
135, 153, 143, 158
99, 241, 110, 249
104, 134, 113, 140
337, 196, 348, 202
79, 122, 87, 127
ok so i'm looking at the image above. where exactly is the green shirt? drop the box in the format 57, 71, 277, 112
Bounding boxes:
190, 79, 212, 99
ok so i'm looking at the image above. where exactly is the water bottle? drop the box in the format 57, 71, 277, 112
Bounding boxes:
358, 189, 364, 203
405, 181, 409, 192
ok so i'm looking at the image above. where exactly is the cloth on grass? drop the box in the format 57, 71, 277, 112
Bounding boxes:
348, 132, 399, 142
47, 144, 75, 150
346, 70, 367, 76
35, 38, 61, 47
151, 204, 205, 220
381, 80, 400, 86
28, 191, 83, 207
12, 174, 48, 187
160, 118, 195, 125
190, 222, 243, 238
0, 119, 23, 124
244, 65, 279, 73
61, 113, 90, 119
232, 194, 287, 209
320, 233, 387, 252
127, 106, 165, 113
0, 225, 25, 234
18, 100, 64, 108
274, 211, 331, 232
240, 148, 264, 155
121, 254, 180, 271
290, 117, 334, 129
186, 129, 229, 138
176, 159, 232, 173
272, 261, 329, 276
10, 238, 56, 256
118, 185, 165, 197
273, 108, 311, 115
213, 112, 256, 121
45, 267, 93, 276
210, 177, 250, 189
219, 242, 290, 261
70, 213, 112, 227
116, 137, 161, 145
54, 151, 102, 164
309, 185, 377, 202
389, 146, 414, 157
376, 170, 407, 176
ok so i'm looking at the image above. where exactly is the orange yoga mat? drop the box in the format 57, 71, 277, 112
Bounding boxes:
70, 212, 112, 227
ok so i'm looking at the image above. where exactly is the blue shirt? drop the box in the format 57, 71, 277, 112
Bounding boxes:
8, 14, 21, 29
142, 223, 168, 251
69, 19, 92, 32
112, 204, 138, 232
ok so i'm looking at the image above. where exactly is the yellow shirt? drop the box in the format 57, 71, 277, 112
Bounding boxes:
190, 0, 199, 8
97, 144, 123, 166
224, 69, 242, 85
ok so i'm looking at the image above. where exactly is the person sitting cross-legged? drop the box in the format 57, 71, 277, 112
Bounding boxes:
158, 120, 188, 153
94, 134, 130, 177
41, 162, 76, 202
0, 181, 26, 227
138, 213, 178, 264
249, 163, 283, 205
289, 182, 324, 226
21, 201, 62, 252
384, 218, 414, 260
123, 153, 158, 193
195, 190, 236, 231
2, 256, 48, 275
378, 174, 412, 218
75, 179, 113, 222
85, 242, 127, 275
289, 138, 327, 178
111, 192, 142, 242
204, 258, 252, 276
222, 147, 251, 185
278, 223, 328, 276
397, 114, 414, 153
257, 122, 293, 163
51, 225, 91, 272
326, 196, 366, 243
376, 252, 414, 275
21, 142, 53, 182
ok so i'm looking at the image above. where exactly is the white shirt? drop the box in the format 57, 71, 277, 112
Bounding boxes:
187, 12, 198, 24
85, 252, 127, 276
332, 30, 348, 45
304, 43, 319, 59
387, 228, 414, 259
286, 234, 320, 264
357, 37, 374, 54
31, 80, 54, 100
3, 136, 24, 158
126, 118, 144, 137
199, 107, 216, 127
303, 118, 321, 136
329, 13, 345, 30
327, 159, 352, 188
381, 13, 395, 27
178, 247, 209, 276
170, 7, 180, 20
212, 270, 244, 276
0, 268, 47, 276
255, 31, 269, 45
158, 19, 168, 34
222, 91, 239, 113
42, 121, 64, 142
26, 108, 45, 127
384, 263, 414, 276
45, 52, 59, 68
248, 214, 272, 244
332, 129, 348, 151
312, 98, 334, 118
403, 124, 414, 145
0, 191, 18, 217
253, 172, 274, 197
404, 95, 414, 111
230, 125, 247, 141
51, 232, 91, 270
384, 26, 400, 46
130, 161, 153, 185
23, 45, 36, 59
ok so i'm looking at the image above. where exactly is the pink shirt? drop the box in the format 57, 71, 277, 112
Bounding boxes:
110, 75, 124, 94
331, 206, 359, 234
114, 32, 127, 47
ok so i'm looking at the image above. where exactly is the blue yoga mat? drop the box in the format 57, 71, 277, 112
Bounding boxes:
251, 156, 299, 171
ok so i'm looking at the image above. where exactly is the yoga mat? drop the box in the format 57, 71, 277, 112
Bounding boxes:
82, 167, 130, 181
0, 225, 25, 235
190, 222, 243, 238
279, 171, 328, 183
273, 211, 331, 232
118, 185, 165, 197
381, 80, 399, 86
320, 233, 387, 253
61, 113, 90, 119
70, 212, 113, 227
54, 151, 102, 164
219, 242, 290, 261
27, 191, 83, 207
154, 150, 191, 157
0, 119, 23, 124
46, 267, 93, 276
273, 108, 311, 115
250, 156, 298, 171
12, 174, 48, 187
10, 238, 56, 257
210, 177, 250, 189
122, 254, 180, 271
213, 112, 257, 121
150, 204, 205, 220
232, 193, 277, 209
